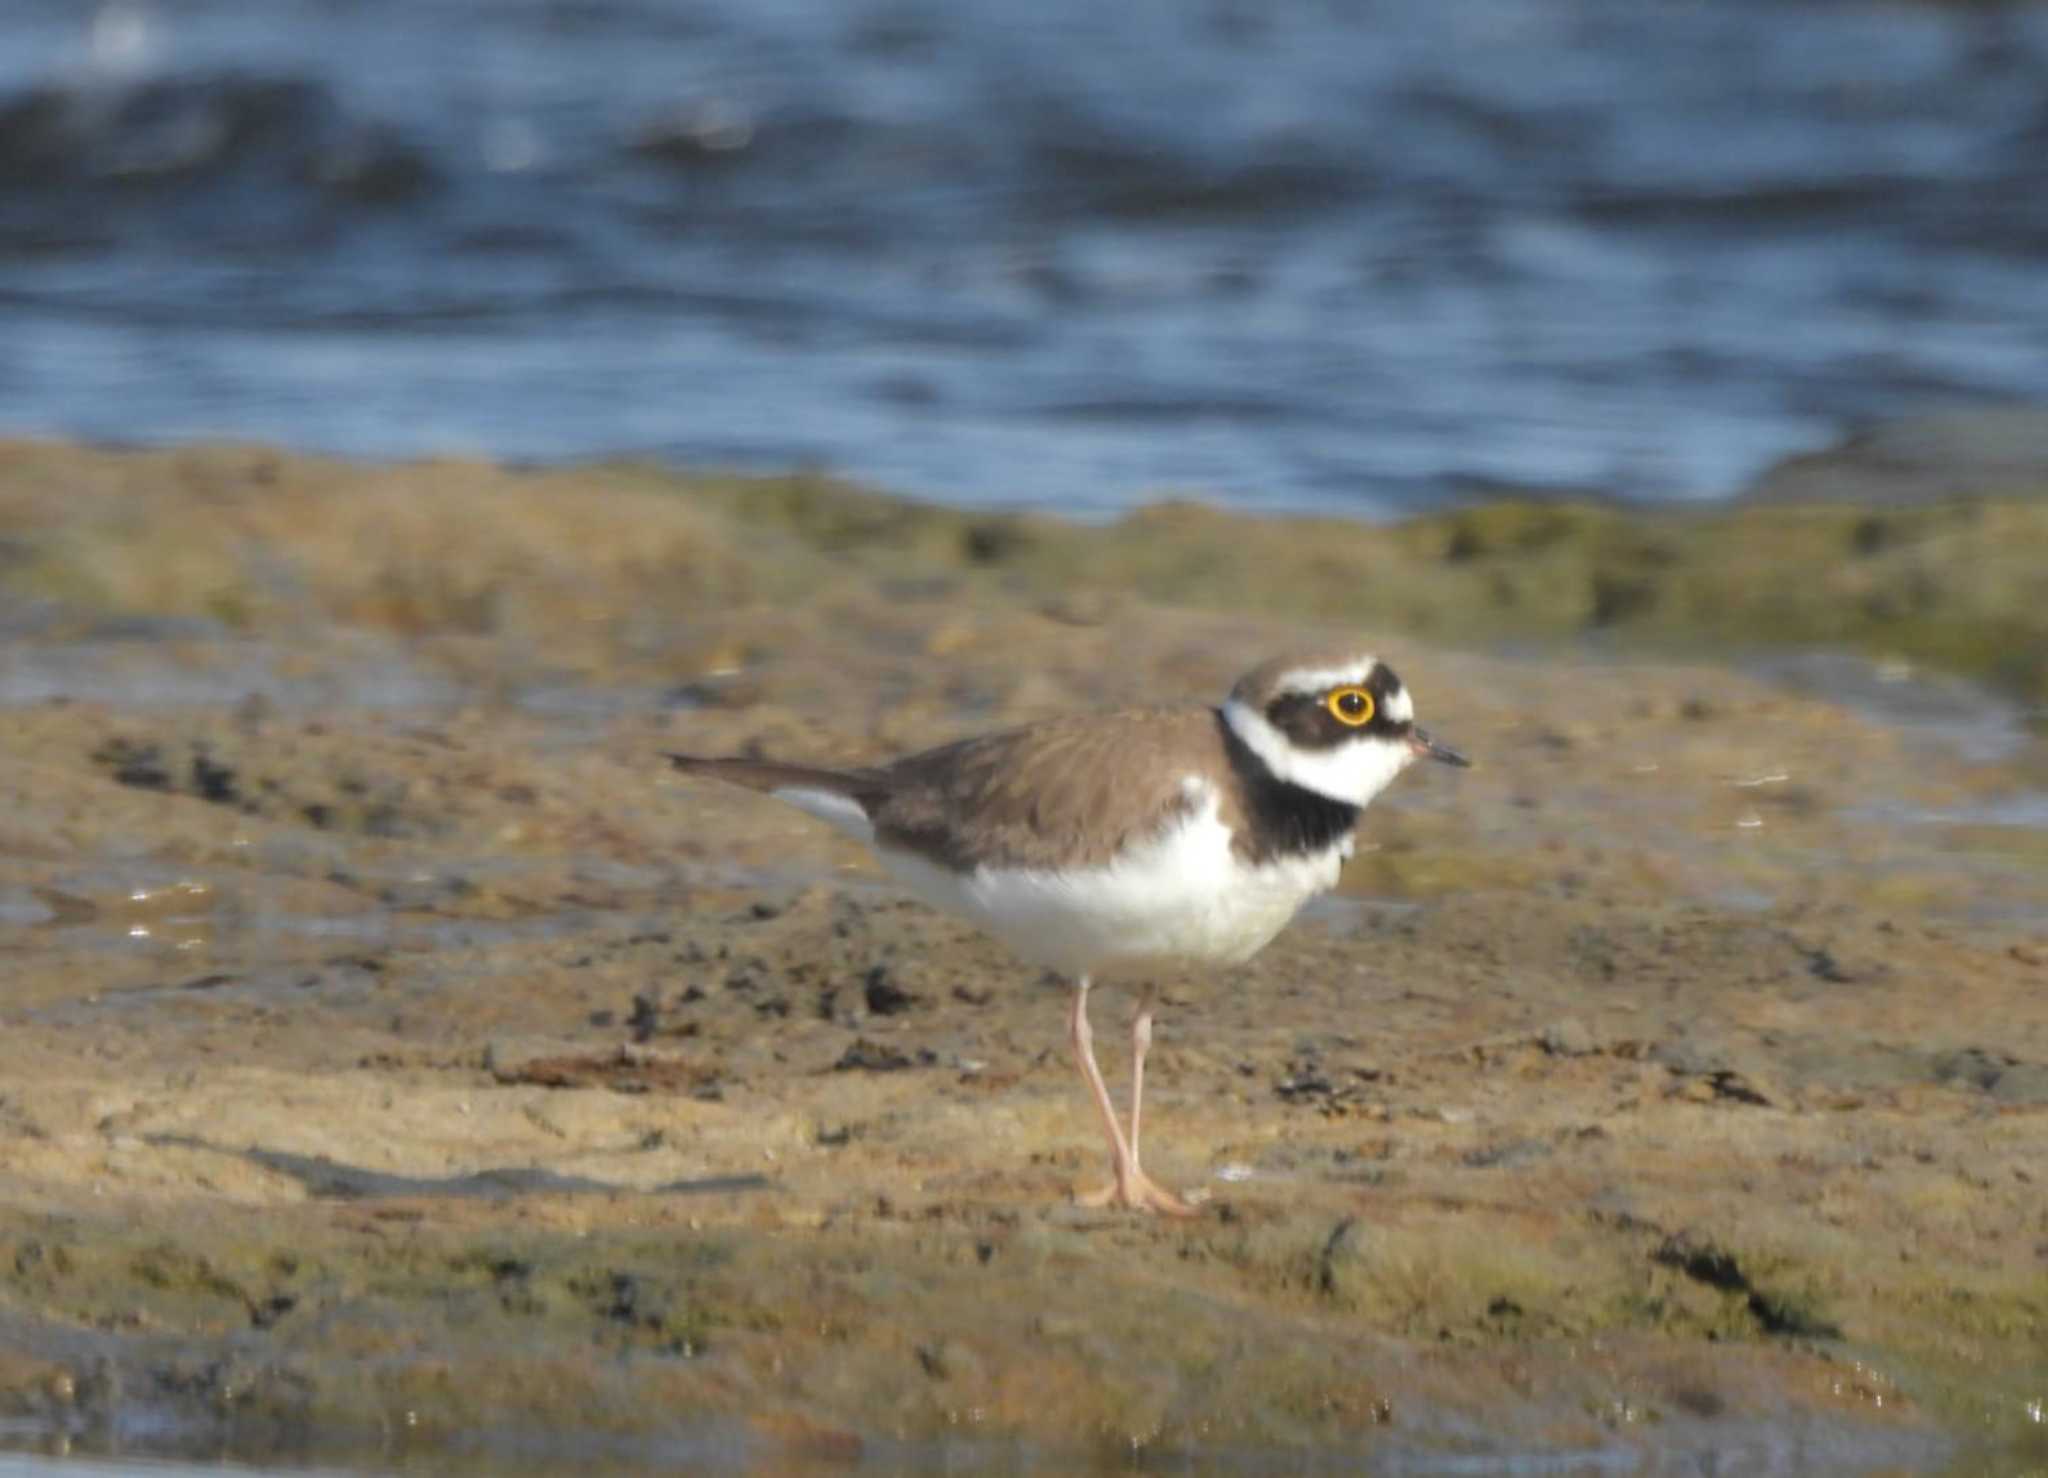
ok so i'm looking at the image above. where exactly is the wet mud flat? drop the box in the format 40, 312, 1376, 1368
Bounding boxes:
0, 442, 2044, 1472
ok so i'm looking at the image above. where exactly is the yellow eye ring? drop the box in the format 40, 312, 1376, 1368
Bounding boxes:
1327, 686, 1375, 726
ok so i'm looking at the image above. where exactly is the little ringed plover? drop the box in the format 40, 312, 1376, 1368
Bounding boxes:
668, 648, 1468, 1215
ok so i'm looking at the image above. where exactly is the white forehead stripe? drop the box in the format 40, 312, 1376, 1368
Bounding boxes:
1262, 659, 1414, 724
1266, 662, 1379, 696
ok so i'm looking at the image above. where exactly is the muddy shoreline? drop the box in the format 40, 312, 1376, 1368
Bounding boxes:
0, 440, 2043, 1471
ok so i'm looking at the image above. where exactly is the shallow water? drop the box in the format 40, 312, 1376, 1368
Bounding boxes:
0, 1416, 1975, 1476
3, 0, 2047, 515
1745, 650, 2044, 767
0, 1455, 341, 1478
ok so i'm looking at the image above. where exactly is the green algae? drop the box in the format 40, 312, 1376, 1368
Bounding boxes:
0, 1174, 2040, 1463
4, 440, 2045, 701
684, 474, 2048, 702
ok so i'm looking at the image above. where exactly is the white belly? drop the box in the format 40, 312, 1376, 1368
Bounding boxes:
875, 788, 1346, 978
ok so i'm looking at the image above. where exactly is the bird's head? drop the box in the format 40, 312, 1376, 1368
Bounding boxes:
1221, 650, 1469, 807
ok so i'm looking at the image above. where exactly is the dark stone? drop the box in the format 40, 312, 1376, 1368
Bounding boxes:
863, 964, 916, 1015
834, 1038, 915, 1072
190, 751, 238, 805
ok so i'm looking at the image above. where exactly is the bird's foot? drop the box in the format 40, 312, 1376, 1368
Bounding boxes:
1075, 1166, 1207, 1217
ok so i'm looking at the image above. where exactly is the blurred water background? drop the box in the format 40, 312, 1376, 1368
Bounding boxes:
1, 0, 2046, 517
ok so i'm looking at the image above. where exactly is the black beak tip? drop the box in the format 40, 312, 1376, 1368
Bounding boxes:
1413, 728, 1472, 768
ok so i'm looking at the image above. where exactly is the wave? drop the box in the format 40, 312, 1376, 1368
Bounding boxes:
0, 71, 438, 205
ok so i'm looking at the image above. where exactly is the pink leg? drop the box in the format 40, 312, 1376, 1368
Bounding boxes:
1067, 975, 1132, 1173
1128, 984, 1156, 1173
1069, 978, 1199, 1216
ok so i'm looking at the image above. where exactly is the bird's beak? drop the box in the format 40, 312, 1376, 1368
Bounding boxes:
1409, 727, 1471, 768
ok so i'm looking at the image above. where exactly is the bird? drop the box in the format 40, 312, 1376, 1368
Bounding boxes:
666, 649, 1469, 1215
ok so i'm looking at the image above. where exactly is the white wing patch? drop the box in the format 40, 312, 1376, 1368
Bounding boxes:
771, 787, 875, 845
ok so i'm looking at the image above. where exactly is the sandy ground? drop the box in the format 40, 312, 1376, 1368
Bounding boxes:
0, 442, 2043, 1472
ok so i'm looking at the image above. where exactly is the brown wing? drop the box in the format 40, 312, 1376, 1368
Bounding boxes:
866, 707, 1222, 872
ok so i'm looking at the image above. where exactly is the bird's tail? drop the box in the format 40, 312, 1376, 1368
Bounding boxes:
665, 753, 871, 798
665, 753, 888, 843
